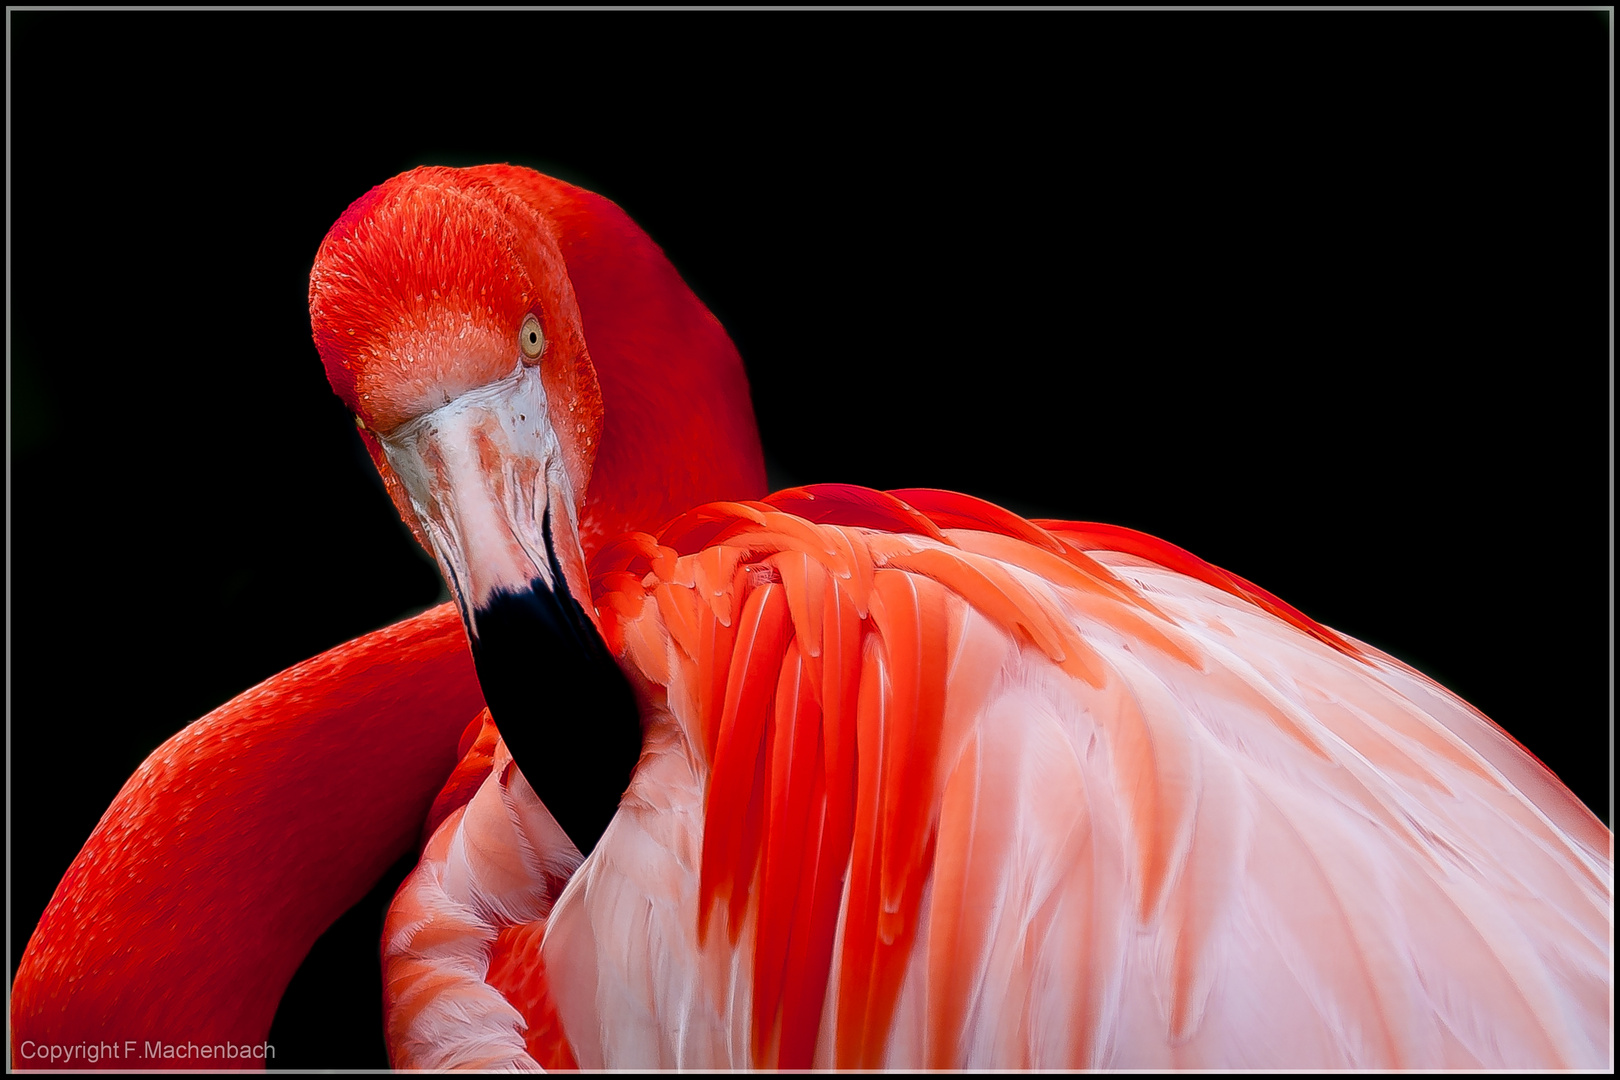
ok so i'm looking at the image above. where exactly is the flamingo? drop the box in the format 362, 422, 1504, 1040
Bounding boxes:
11, 164, 1611, 1070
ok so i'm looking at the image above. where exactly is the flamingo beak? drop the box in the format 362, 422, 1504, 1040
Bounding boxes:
373, 362, 581, 633
372, 361, 639, 856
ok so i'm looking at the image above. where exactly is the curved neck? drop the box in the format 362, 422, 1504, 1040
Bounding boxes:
466, 166, 769, 548
11, 605, 484, 1064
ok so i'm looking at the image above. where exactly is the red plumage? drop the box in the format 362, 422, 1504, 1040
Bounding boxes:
12, 165, 1610, 1070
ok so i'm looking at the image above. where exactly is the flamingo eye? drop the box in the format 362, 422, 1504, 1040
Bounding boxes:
519, 313, 545, 361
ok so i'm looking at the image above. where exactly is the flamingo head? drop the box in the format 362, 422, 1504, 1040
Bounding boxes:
306, 165, 731, 853
310, 166, 603, 626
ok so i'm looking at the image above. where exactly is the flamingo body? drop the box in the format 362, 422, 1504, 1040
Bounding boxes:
384, 485, 1611, 1069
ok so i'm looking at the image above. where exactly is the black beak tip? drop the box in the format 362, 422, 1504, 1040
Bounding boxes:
467, 564, 642, 859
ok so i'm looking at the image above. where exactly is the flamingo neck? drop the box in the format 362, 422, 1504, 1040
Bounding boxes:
462, 165, 769, 544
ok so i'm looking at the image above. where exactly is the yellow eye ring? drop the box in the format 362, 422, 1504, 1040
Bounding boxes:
520, 313, 545, 361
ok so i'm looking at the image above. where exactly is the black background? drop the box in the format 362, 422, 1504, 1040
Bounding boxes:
10, 10, 1610, 1070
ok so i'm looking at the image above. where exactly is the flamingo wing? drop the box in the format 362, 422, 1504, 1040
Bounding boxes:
392, 485, 1610, 1069
11, 603, 484, 1067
